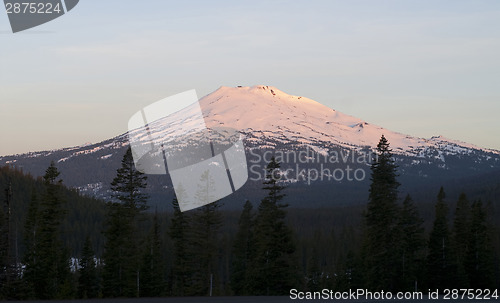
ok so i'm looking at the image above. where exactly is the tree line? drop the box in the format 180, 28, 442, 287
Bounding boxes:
1, 136, 499, 299
0, 148, 299, 299
356, 135, 497, 292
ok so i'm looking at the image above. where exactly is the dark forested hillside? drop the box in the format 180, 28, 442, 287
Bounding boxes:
1, 138, 499, 299
0, 166, 106, 258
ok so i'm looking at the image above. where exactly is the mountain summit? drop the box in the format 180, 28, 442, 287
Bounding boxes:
160, 85, 499, 158
1, 85, 499, 207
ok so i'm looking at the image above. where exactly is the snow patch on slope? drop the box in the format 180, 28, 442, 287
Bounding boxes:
126, 85, 499, 163
199, 86, 499, 158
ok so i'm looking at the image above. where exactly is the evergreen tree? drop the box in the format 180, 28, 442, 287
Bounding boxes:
0, 182, 8, 298
172, 170, 223, 296
464, 200, 495, 289
168, 194, 191, 296
398, 194, 426, 291
109, 147, 149, 212
248, 157, 299, 295
102, 147, 149, 297
102, 201, 136, 297
363, 135, 401, 291
78, 236, 99, 299
452, 193, 471, 287
21, 191, 39, 299
139, 210, 165, 297
231, 200, 254, 295
426, 187, 455, 290
189, 202, 223, 296
23, 162, 71, 299
1, 181, 27, 300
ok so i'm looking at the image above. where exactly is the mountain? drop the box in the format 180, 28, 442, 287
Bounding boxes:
199, 86, 499, 157
1, 85, 499, 209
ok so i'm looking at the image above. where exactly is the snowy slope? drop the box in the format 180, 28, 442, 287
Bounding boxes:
4, 85, 499, 167
129, 85, 499, 159
1, 85, 499, 205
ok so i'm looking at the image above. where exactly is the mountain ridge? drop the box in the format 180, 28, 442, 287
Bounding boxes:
2, 85, 498, 158
1, 85, 499, 208
200, 85, 499, 156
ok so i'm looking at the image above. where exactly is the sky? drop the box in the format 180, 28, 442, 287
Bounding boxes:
1, 0, 499, 155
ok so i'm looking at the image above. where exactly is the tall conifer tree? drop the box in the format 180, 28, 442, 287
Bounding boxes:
102, 147, 148, 297
140, 210, 165, 297
427, 187, 455, 290
168, 195, 191, 296
465, 200, 495, 289
452, 192, 471, 287
363, 135, 401, 291
231, 200, 254, 295
25, 162, 71, 299
22, 191, 39, 299
398, 194, 425, 290
188, 170, 223, 296
0, 182, 9, 298
249, 157, 299, 295
78, 236, 99, 299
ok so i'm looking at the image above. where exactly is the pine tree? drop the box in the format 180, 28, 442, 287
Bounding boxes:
190, 203, 223, 296
102, 201, 135, 297
102, 147, 149, 297
398, 194, 426, 291
464, 200, 495, 289
23, 162, 71, 299
231, 200, 254, 295
248, 157, 299, 295
139, 210, 165, 297
1, 180, 24, 300
452, 192, 471, 287
78, 236, 99, 299
21, 191, 39, 299
363, 135, 401, 291
109, 147, 149, 212
168, 195, 191, 296
167, 170, 224, 296
0, 183, 8, 298
426, 187, 455, 290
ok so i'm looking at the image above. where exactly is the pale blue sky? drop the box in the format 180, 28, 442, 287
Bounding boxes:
1, 0, 499, 155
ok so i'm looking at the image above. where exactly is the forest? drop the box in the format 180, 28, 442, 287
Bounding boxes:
0, 135, 499, 299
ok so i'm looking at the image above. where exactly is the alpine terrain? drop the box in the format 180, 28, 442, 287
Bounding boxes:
1, 85, 499, 209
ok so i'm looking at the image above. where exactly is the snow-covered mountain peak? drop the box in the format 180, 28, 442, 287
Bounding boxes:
11, 86, 497, 166
1, 85, 499, 203
214, 85, 306, 101
200, 85, 364, 129
191, 85, 499, 158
